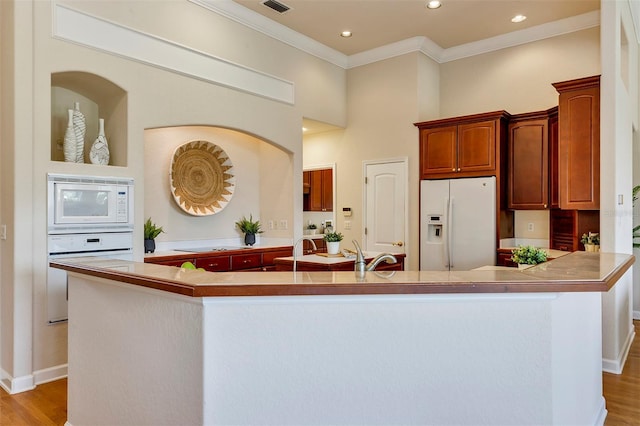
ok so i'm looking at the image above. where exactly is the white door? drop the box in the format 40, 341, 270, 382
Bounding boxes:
364, 160, 407, 254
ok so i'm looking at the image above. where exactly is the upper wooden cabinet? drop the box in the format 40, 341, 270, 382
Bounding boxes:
552, 76, 600, 210
415, 111, 509, 179
303, 168, 333, 212
507, 108, 557, 209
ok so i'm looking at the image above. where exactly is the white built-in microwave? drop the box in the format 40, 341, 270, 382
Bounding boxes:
47, 174, 134, 234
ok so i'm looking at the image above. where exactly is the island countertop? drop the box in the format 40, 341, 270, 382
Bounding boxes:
50, 251, 634, 298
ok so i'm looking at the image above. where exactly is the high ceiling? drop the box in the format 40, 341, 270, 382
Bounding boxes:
233, 0, 600, 55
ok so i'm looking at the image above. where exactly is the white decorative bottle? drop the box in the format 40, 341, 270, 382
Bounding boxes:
72, 102, 86, 163
63, 109, 77, 162
89, 118, 110, 165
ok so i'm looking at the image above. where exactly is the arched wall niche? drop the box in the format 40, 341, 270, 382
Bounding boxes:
51, 71, 127, 166
144, 125, 293, 246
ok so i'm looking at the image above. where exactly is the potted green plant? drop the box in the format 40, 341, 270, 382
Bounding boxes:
581, 232, 600, 252
235, 214, 263, 246
323, 231, 344, 255
510, 245, 547, 269
307, 223, 318, 235
144, 217, 164, 253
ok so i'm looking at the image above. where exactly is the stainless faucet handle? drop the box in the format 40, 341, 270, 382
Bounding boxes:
352, 240, 366, 273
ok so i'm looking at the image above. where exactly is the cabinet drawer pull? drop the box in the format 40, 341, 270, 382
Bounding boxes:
207, 263, 218, 267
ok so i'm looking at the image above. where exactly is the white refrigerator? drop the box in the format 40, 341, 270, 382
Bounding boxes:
420, 177, 496, 271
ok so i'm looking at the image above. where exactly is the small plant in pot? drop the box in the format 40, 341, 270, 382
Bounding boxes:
581, 232, 600, 252
324, 231, 344, 255
235, 214, 263, 246
307, 223, 318, 235
510, 245, 547, 269
144, 217, 164, 254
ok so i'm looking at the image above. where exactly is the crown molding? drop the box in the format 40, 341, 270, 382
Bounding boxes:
440, 10, 601, 63
189, 0, 348, 68
191, 1, 601, 69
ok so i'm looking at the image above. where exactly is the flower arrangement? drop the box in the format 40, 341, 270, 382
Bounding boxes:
581, 232, 600, 251
323, 231, 344, 242
510, 245, 547, 265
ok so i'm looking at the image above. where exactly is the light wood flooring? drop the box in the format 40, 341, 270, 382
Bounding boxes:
2, 321, 639, 425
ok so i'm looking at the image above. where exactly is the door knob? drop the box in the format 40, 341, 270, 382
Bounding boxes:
392, 241, 404, 247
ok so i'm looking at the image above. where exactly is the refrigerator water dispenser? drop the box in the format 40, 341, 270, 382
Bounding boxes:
426, 215, 443, 242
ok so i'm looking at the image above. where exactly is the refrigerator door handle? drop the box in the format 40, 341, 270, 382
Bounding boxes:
444, 197, 451, 269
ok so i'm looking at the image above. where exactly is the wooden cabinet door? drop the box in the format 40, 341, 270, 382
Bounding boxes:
419, 126, 457, 177
508, 118, 549, 209
308, 170, 324, 211
457, 120, 496, 173
554, 76, 600, 210
548, 112, 560, 209
321, 169, 333, 211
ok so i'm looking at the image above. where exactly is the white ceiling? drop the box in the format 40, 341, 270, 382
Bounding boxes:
232, 0, 600, 55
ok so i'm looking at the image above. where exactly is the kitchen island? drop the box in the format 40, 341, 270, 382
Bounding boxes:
52, 251, 633, 425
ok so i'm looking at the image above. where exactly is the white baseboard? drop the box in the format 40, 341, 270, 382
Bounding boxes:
602, 327, 636, 374
633, 310, 640, 320
592, 396, 607, 426
34, 364, 68, 385
0, 369, 35, 394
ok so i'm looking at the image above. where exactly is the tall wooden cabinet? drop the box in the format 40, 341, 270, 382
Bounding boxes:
507, 108, 557, 209
552, 76, 600, 210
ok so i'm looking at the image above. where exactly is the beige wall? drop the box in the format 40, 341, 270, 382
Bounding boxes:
4, 0, 346, 385
440, 27, 601, 117
144, 126, 292, 244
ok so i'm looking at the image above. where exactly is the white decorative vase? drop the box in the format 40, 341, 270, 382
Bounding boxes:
63, 109, 76, 162
72, 102, 86, 163
89, 118, 110, 165
327, 241, 340, 255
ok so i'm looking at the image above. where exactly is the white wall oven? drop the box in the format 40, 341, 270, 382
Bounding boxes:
47, 174, 134, 323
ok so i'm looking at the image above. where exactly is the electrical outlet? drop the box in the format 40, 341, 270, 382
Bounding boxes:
527, 222, 534, 232
268, 220, 275, 230
344, 220, 351, 230
279, 219, 288, 230
0, 224, 6, 240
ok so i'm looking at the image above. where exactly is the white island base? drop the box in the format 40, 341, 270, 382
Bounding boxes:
67, 274, 606, 426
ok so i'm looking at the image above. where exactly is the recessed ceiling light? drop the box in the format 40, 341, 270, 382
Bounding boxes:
426, 1, 442, 9
341, 31, 352, 38
511, 14, 527, 23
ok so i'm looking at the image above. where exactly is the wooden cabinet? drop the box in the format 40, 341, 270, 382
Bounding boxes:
274, 254, 406, 272
197, 255, 230, 272
145, 246, 293, 272
303, 238, 326, 254
416, 111, 509, 179
548, 111, 560, 209
552, 76, 600, 210
303, 169, 333, 212
549, 209, 599, 252
507, 108, 557, 209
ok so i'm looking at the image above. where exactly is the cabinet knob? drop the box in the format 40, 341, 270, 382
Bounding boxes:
457, 168, 461, 172
452, 168, 456, 171
544, 204, 547, 208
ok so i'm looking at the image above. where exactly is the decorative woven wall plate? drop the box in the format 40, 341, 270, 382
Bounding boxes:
170, 140, 235, 216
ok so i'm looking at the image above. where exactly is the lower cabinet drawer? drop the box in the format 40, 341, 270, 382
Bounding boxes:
263, 249, 293, 267
147, 258, 195, 267
231, 253, 262, 270
196, 256, 230, 272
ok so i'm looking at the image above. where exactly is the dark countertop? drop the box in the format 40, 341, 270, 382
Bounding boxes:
50, 251, 634, 298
